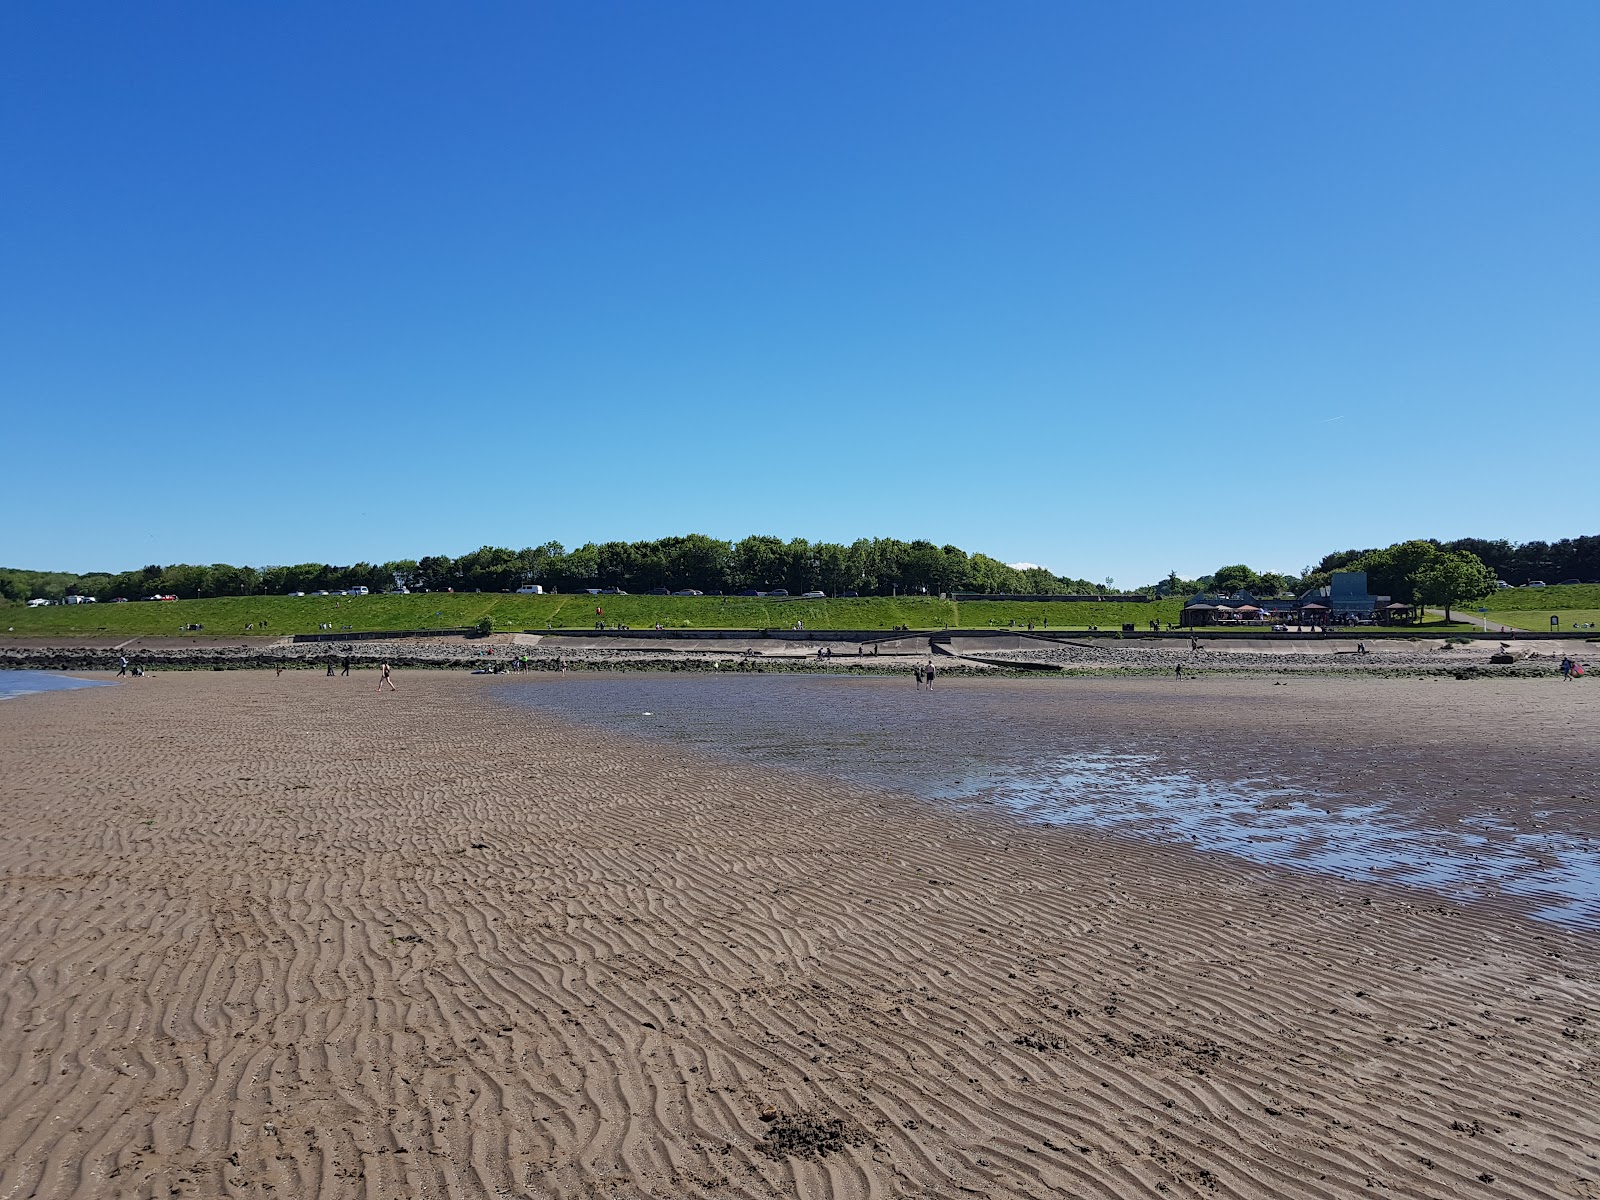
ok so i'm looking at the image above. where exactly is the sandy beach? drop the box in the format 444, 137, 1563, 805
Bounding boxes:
1, 670, 1597, 1199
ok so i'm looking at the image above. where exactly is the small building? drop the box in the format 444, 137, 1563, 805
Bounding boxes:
1180, 572, 1391, 627
1297, 571, 1390, 622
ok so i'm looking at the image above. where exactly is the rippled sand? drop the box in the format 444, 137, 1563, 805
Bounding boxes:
1, 671, 1597, 1199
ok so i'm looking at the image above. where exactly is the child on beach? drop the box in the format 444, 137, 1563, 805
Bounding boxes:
378, 662, 396, 692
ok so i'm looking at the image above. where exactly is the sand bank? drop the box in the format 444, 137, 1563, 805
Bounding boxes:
0, 671, 1596, 1199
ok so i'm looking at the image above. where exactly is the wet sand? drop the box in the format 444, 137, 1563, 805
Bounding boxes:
1, 671, 1597, 1199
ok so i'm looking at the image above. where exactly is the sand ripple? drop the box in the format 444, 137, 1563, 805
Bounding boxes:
0, 672, 1596, 1199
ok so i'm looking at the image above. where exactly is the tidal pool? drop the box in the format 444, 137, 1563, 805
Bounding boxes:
500, 673, 1600, 931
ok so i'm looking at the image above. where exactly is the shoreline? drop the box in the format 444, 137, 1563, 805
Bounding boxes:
2, 629, 1592, 679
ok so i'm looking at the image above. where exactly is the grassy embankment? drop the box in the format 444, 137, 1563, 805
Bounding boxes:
0, 591, 1486, 638
1457, 583, 1600, 632
0, 593, 1198, 638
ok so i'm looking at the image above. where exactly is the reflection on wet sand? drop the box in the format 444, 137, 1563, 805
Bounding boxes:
504, 673, 1600, 930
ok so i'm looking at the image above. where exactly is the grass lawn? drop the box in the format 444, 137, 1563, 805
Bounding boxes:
2, 592, 1190, 638
1458, 609, 1600, 634
1477, 584, 1600, 611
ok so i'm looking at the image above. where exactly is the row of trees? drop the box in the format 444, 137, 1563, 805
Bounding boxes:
1, 536, 1109, 604
7, 533, 1589, 609
1314, 536, 1600, 589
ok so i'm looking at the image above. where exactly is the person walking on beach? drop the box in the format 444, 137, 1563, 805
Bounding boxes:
913, 663, 924, 689
378, 662, 397, 692
1560, 656, 1574, 681
116, 656, 128, 676
925, 660, 936, 688
340, 655, 351, 677
326, 659, 336, 677
1175, 662, 1184, 679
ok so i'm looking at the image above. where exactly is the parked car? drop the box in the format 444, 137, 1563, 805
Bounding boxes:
800, 590, 826, 599
111, 596, 129, 603
672, 589, 703, 597
840, 590, 860, 598
738, 589, 766, 597
600, 588, 627, 595
64, 594, 96, 604
1525, 581, 1546, 588
26, 597, 50, 607
1558, 579, 1581, 586
287, 591, 305, 597
1494, 580, 1511, 589
515, 584, 544, 595
768, 589, 789, 597
314, 590, 329, 595
647, 587, 670, 595
348, 586, 369, 596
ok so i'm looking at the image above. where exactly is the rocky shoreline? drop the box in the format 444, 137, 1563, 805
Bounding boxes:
1, 632, 1585, 680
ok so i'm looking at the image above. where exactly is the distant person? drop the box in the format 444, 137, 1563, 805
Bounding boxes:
326, 660, 336, 676
340, 655, 351, 676
925, 661, 936, 688
1560, 657, 1574, 681
275, 662, 284, 678
378, 662, 397, 692
116, 656, 128, 676
914, 663, 924, 689
1175, 662, 1183, 679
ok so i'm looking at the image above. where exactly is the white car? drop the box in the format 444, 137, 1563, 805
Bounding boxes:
287, 591, 305, 597
800, 591, 826, 599
314, 590, 329, 596
1525, 581, 1546, 588
348, 586, 369, 596
26, 597, 50, 607
516, 584, 544, 595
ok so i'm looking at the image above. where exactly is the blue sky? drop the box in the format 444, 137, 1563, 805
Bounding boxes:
3, 3, 1595, 586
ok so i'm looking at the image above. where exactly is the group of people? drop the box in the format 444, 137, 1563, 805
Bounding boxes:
303, 657, 397, 690
1560, 656, 1587, 680
913, 660, 937, 689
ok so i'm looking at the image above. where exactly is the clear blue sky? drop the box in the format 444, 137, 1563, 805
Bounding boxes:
3, 3, 1595, 586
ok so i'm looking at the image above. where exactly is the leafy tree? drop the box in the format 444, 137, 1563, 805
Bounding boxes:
1415, 552, 1496, 622
1352, 540, 1443, 603
1210, 564, 1261, 594
1254, 572, 1288, 597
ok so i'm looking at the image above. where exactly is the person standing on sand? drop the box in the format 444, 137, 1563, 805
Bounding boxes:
378, 662, 397, 692
1175, 662, 1184, 679
925, 660, 936, 689
913, 663, 923, 689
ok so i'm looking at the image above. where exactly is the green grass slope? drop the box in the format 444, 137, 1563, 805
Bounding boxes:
1477, 584, 1600, 611
1, 592, 1189, 638
1463, 609, 1600, 633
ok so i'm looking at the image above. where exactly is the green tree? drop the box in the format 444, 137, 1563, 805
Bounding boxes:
1211, 564, 1261, 594
1415, 552, 1496, 623
1352, 540, 1441, 602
